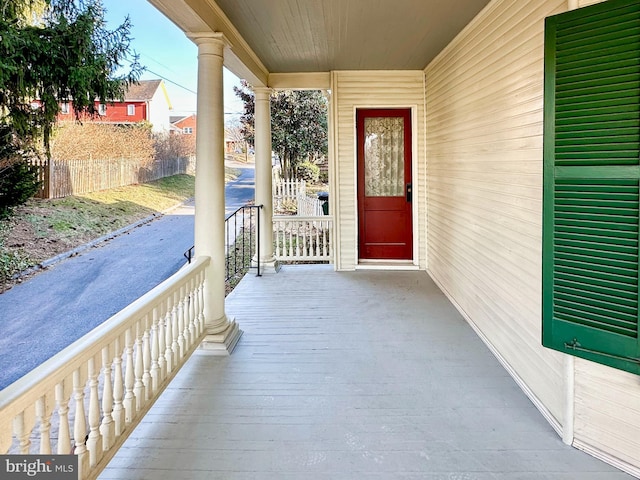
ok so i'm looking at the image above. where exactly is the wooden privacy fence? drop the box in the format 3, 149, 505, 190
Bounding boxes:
32, 156, 195, 199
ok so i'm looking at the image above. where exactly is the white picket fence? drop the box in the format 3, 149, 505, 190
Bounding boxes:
273, 178, 326, 216
297, 195, 324, 216
274, 216, 333, 261
273, 178, 306, 209
0, 257, 210, 479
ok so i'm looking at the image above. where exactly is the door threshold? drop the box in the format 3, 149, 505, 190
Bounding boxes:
356, 260, 419, 271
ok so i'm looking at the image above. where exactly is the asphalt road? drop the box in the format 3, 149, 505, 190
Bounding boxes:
226, 164, 256, 216
0, 166, 255, 390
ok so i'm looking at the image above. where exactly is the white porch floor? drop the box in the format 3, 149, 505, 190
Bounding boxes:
99, 265, 631, 479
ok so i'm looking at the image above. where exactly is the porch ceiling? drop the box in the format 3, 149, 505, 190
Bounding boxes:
148, 0, 492, 86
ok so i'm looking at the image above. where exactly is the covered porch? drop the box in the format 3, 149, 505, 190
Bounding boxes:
98, 265, 627, 479
3, 0, 640, 478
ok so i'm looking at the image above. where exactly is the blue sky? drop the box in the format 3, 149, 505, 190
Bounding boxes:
103, 0, 243, 120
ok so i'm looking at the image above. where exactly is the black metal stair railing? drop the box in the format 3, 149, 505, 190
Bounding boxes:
183, 204, 263, 281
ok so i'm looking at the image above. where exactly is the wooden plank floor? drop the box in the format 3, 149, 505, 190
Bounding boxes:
99, 265, 631, 479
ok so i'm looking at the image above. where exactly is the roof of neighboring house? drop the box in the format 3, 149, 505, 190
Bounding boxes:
170, 115, 189, 124
124, 79, 164, 102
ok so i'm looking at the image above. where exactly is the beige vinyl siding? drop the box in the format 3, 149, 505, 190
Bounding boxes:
332, 71, 426, 270
425, 0, 567, 425
574, 359, 640, 474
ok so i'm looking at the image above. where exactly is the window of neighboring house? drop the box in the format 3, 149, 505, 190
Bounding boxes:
542, 0, 640, 374
98, 104, 107, 116
183, 127, 193, 134
60, 103, 70, 114
127, 104, 135, 116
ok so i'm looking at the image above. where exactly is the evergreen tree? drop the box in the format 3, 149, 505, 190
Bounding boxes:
0, 0, 142, 214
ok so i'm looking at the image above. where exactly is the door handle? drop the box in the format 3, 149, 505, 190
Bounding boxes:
406, 183, 412, 203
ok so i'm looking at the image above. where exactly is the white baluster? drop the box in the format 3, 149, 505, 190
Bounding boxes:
312, 221, 316, 258
288, 224, 293, 257
303, 221, 309, 257
176, 288, 186, 358
320, 222, 325, 258
55, 381, 72, 454
320, 222, 329, 257
170, 294, 180, 365
183, 284, 192, 352
198, 269, 206, 334
188, 277, 197, 345
142, 314, 152, 401
134, 320, 145, 411
13, 410, 33, 454
112, 336, 125, 436
72, 368, 88, 458
123, 328, 135, 423
321, 222, 326, 257
192, 274, 201, 338
308, 220, 312, 257
100, 345, 115, 451
36, 395, 53, 454
164, 297, 174, 373
87, 356, 101, 467
150, 307, 160, 393
157, 302, 167, 380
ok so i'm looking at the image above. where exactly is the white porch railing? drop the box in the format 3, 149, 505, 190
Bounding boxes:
274, 215, 333, 261
0, 256, 210, 480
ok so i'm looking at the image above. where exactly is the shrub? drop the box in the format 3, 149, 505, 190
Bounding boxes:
0, 126, 41, 217
51, 122, 154, 163
296, 160, 320, 183
153, 132, 196, 161
0, 161, 41, 218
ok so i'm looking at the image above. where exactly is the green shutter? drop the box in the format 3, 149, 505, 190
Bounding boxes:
543, 0, 640, 374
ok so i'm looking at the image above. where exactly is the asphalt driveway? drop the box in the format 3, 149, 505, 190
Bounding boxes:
0, 166, 254, 390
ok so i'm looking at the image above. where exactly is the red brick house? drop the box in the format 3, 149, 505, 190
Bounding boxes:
169, 114, 197, 136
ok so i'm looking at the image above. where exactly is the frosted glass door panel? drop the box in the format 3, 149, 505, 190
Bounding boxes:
363, 116, 405, 197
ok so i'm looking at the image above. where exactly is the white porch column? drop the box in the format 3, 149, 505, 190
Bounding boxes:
190, 32, 241, 354
253, 87, 279, 272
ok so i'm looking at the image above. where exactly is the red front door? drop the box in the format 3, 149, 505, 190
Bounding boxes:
357, 108, 413, 261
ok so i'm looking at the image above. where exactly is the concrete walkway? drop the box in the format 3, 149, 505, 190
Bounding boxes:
99, 265, 632, 479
